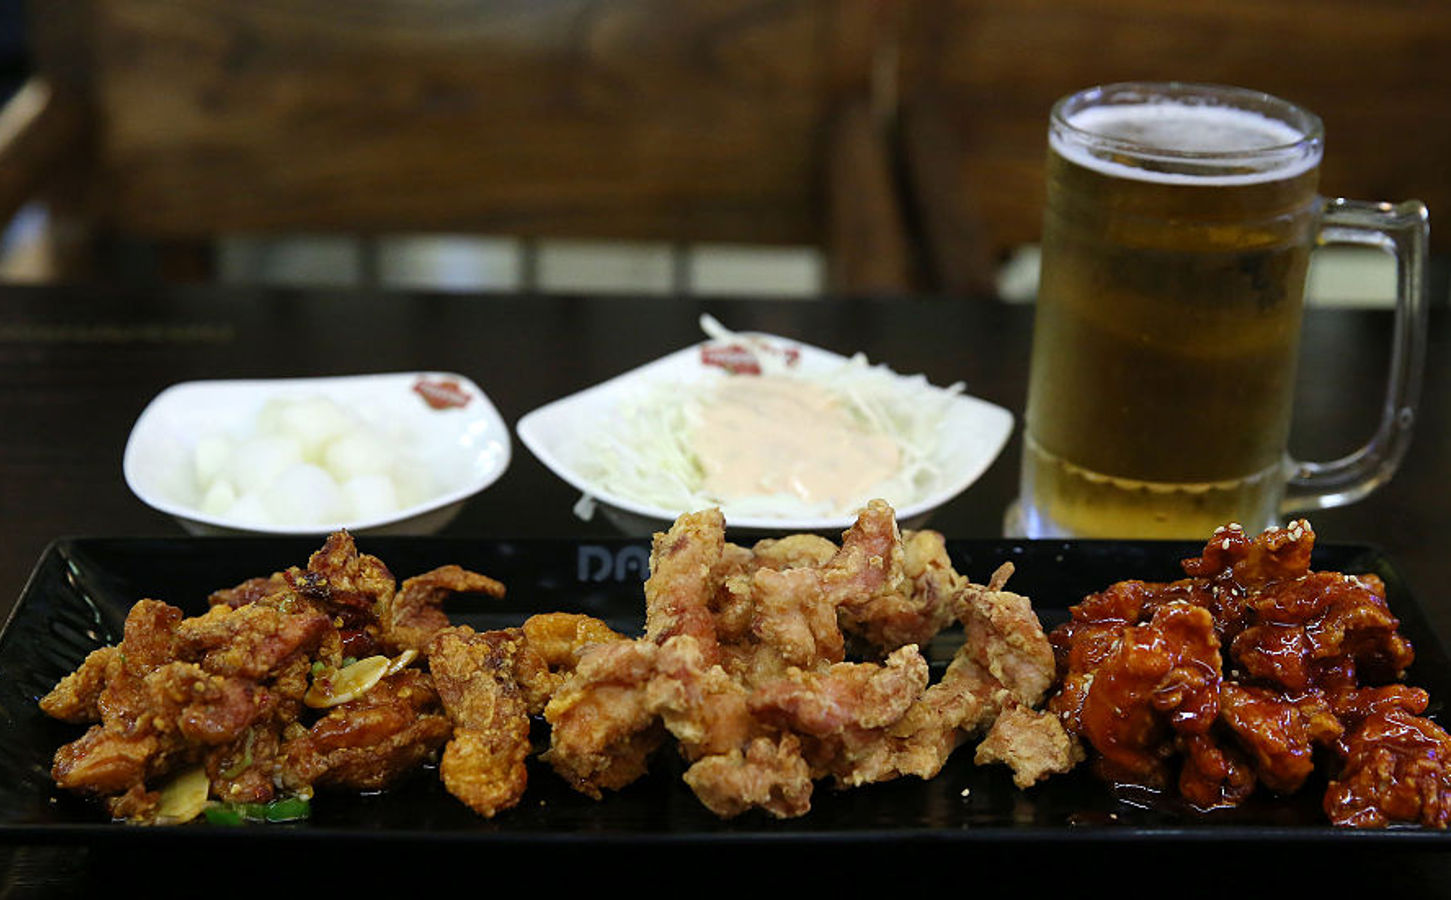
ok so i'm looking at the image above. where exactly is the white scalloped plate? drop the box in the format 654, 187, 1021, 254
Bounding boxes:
516, 332, 1014, 534
123, 372, 510, 535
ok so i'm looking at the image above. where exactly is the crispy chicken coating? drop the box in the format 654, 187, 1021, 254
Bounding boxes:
427, 614, 628, 816
283, 669, 452, 793
388, 565, 507, 655
973, 701, 1086, 789
542, 500, 1067, 817
426, 626, 535, 818
543, 639, 668, 799
43, 507, 1075, 825
41, 530, 510, 824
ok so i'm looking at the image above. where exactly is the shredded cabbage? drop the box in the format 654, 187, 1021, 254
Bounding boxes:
572, 315, 966, 522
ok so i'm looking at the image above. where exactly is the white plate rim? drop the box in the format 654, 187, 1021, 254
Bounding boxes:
123, 371, 511, 535
516, 332, 1014, 532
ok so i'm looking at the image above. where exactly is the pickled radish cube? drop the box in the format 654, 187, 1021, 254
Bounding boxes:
257, 396, 354, 461
342, 474, 399, 520
229, 436, 303, 495
225, 492, 272, 525
193, 433, 234, 488
390, 460, 435, 508
201, 479, 238, 516
261, 463, 345, 524
324, 431, 395, 480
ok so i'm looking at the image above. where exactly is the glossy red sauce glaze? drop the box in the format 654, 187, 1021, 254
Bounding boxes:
1047, 520, 1451, 827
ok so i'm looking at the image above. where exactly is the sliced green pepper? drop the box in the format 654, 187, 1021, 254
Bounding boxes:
202, 796, 311, 826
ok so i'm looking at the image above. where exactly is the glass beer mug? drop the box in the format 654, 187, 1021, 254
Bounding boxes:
1014, 82, 1428, 539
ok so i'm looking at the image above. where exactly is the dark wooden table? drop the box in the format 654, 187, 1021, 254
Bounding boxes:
1, 283, 1447, 892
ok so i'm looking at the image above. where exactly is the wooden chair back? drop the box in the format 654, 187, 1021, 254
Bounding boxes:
6, 0, 1448, 295
13, 0, 922, 292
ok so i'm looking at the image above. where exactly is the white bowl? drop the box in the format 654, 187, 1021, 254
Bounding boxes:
516, 332, 1014, 535
123, 372, 511, 536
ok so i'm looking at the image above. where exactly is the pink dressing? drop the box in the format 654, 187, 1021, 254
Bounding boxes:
689, 375, 900, 510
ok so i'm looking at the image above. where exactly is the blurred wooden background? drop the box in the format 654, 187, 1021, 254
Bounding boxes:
4, 0, 1449, 296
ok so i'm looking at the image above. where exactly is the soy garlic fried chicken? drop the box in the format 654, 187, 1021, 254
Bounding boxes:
283, 668, 453, 793
40, 530, 509, 824
544, 499, 1071, 817
1047, 519, 1451, 828
43, 594, 329, 820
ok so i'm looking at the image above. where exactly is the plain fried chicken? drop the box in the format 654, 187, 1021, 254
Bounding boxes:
541, 500, 1071, 817
644, 507, 727, 663
974, 701, 1086, 789
681, 734, 815, 819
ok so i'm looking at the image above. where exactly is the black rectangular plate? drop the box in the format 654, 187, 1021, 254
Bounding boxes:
2, 535, 1449, 848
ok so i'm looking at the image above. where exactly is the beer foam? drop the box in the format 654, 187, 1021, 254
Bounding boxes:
1054, 101, 1321, 185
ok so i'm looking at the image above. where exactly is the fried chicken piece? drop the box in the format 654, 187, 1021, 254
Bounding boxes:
644, 507, 726, 664
748, 645, 930, 739
957, 563, 1057, 712
542, 639, 667, 799
291, 531, 399, 659
52, 726, 163, 800
1217, 682, 1332, 795
173, 598, 332, 681
425, 613, 632, 815
681, 734, 814, 819
648, 635, 756, 760
821, 499, 906, 623
744, 534, 839, 571
39, 646, 119, 724
974, 701, 1085, 788
541, 632, 755, 797
285, 669, 452, 793
1326, 706, 1451, 828
1074, 600, 1223, 791
516, 612, 629, 712
51, 661, 270, 795
849, 657, 992, 784
385, 565, 507, 654
722, 564, 845, 684
836, 528, 963, 653
784, 564, 1058, 791
709, 535, 837, 658
426, 626, 534, 818
1323, 685, 1451, 828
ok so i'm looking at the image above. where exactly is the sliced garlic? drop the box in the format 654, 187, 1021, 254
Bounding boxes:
154, 765, 210, 825
304, 655, 390, 708
384, 648, 418, 676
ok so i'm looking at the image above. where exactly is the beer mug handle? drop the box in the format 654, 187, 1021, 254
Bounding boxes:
1281, 198, 1430, 514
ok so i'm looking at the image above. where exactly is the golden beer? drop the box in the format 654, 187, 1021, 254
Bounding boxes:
1019, 85, 1324, 538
